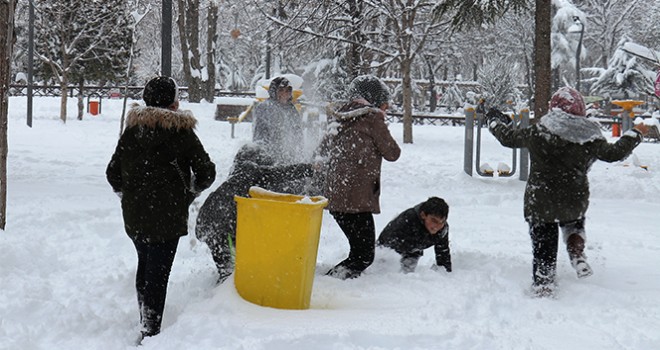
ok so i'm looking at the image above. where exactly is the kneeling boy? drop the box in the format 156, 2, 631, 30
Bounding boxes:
377, 197, 451, 273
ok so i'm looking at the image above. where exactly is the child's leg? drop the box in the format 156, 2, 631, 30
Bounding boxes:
560, 219, 592, 278
199, 220, 235, 283
327, 212, 375, 279
132, 238, 180, 337
208, 234, 234, 283
529, 222, 559, 287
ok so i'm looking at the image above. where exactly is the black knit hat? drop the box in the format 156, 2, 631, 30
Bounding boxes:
143, 76, 179, 107
268, 76, 292, 99
348, 75, 391, 107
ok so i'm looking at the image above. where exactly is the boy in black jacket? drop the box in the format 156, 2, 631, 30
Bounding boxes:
377, 197, 451, 273
195, 143, 314, 283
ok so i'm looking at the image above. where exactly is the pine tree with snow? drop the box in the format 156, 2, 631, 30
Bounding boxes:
477, 58, 520, 110
586, 36, 656, 99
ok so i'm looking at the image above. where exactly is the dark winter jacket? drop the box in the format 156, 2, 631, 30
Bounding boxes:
106, 105, 216, 243
252, 98, 303, 164
489, 110, 642, 223
377, 204, 451, 271
316, 99, 401, 213
195, 144, 314, 247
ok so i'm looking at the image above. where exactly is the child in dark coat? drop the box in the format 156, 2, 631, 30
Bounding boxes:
195, 143, 314, 283
487, 87, 644, 297
106, 76, 216, 340
377, 197, 451, 273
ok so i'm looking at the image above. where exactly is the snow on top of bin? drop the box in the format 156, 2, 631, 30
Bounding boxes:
249, 186, 283, 198
296, 196, 315, 204
248, 186, 327, 206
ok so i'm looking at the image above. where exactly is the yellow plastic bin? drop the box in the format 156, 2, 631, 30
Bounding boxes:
234, 186, 328, 309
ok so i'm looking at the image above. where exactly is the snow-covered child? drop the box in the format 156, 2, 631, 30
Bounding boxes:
195, 143, 314, 283
377, 197, 451, 273
487, 87, 645, 297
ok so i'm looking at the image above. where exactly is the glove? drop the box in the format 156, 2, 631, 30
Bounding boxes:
486, 108, 511, 125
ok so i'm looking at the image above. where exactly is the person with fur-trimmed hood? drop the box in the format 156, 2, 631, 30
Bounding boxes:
252, 76, 304, 165
195, 143, 314, 284
487, 86, 645, 297
106, 76, 216, 340
316, 75, 401, 280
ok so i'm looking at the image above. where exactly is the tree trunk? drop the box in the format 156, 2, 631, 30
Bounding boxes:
176, 0, 193, 101
186, 0, 202, 102
534, 0, 552, 120
0, 0, 17, 230
401, 58, 413, 144
77, 79, 83, 120
204, 2, 218, 103
59, 76, 68, 123
346, 0, 364, 80
176, 0, 204, 103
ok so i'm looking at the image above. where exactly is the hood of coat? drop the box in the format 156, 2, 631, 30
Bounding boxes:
332, 99, 385, 122
125, 104, 198, 149
126, 103, 197, 130
539, 109, 605, 144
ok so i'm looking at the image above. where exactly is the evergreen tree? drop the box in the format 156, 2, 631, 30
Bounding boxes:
478, 58, 520, 110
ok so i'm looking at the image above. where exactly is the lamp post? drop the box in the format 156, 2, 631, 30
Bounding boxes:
572, 16, 584, 93
27, 0, 34, 127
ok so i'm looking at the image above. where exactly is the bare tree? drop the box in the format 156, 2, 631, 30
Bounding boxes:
375, 0, 448, 143
257, 0, 448, 143
176, 0, 217, 103
575, 0, 641, 68
434, 0, 552, 119
0, 0, 17, 230
33, 0, 131, 123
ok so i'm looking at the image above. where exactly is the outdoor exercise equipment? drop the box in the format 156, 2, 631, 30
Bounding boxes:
464, 105, 529, 181
611, 100, 643, 134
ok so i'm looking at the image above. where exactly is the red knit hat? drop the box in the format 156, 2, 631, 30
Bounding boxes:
549, 87, 586, 116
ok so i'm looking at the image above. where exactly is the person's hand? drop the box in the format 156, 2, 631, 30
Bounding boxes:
486, 108, 511, 125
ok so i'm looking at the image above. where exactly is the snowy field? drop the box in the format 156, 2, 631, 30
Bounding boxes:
1, 96, 659, 350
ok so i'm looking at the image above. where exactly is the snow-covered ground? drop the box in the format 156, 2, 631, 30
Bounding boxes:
1, 96, 659, 350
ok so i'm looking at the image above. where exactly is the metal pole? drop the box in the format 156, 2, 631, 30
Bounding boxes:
161, 0, 172, 77
519, 109, 530, 181
463, 108, 474, 176
573, 17, 584, 92
27, 0, 34, 127
265, 30, 271, 79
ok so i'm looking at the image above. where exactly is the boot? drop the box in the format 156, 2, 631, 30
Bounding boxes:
531, 283, 556, 298
567, 234, 593, 278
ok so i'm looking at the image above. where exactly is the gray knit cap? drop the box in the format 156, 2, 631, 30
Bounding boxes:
347, 75, 391, 107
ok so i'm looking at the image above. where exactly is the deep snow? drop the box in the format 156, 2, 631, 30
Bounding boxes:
1, 96, 659, 350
